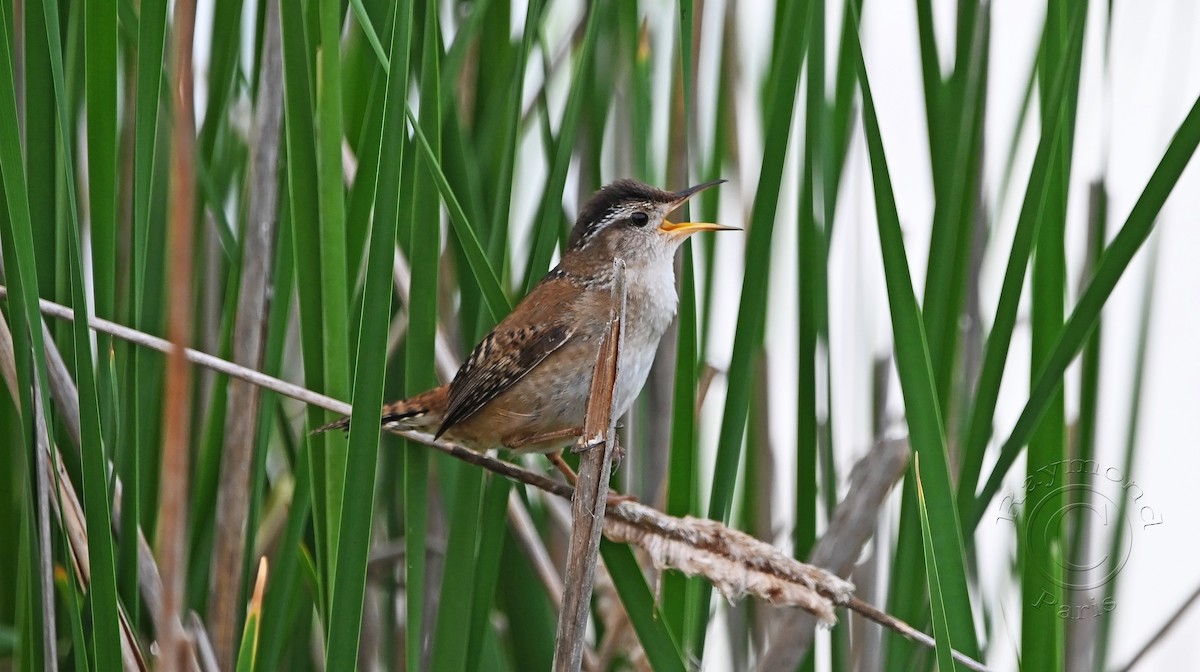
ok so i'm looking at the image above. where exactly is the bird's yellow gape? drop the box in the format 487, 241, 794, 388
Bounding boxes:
659, 220, 742, 238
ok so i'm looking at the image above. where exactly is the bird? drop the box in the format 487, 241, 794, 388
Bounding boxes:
315, 178, 737, 482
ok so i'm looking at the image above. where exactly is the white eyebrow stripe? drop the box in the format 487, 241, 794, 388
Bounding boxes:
581, 202, 653, 244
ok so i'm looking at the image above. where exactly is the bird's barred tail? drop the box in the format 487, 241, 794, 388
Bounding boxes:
310, 387, 448, 436
311, 415, 352, 435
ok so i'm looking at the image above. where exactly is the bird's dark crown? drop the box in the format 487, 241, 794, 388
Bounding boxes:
568, 179, 674, 249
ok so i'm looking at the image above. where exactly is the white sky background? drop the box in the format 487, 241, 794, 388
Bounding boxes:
186, 0, 1199, 668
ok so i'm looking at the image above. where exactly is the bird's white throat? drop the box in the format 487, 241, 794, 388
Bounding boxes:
612, 250, 680, 418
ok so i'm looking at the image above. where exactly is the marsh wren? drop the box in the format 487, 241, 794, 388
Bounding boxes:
317, 179, 735, 475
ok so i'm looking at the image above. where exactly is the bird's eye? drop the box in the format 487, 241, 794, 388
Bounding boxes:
630, 212, 649, 227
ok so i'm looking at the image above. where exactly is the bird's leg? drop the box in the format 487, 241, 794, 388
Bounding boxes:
503, 427, 587, 483
547, 451, 580, 484
505, 428, 636, 506
548, 445, 636, 508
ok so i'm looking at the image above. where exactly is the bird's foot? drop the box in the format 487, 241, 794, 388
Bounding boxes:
610, 440, 625, 472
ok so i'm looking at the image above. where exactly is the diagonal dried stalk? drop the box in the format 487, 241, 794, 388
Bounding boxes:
1114, 579, 1200, 672
553, 259, 626, 672
391, 435, 984, 671
607, 503, 853, 619
0, 288, 345, 412
756, 435, 911, 671
388, 442, 859, 653
208, 0, 284, 665
5, 287, 992, 672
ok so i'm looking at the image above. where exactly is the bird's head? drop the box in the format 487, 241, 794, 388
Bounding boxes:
566, 179, 737, 262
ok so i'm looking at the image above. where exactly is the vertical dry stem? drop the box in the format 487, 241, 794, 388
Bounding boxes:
157, 0, 197, 667
552, 260, 627, 672
208, 0, 284, 665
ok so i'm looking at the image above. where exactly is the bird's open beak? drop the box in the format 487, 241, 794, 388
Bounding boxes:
659, 220, 741, 238
660, 179, 739, 238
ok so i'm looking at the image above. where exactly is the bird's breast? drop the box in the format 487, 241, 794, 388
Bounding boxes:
612, 260, 678, 417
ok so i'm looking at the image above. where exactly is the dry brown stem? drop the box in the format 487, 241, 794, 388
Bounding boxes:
158, 0, 198, 664
553, 259, 626, 672
207, 0, 284, 665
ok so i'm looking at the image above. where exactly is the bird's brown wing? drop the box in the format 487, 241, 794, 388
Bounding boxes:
436, 283, 577, 437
